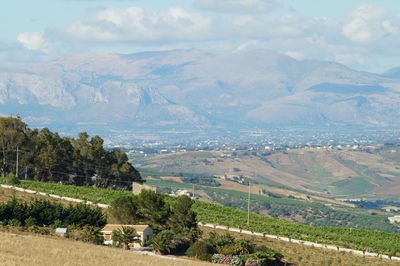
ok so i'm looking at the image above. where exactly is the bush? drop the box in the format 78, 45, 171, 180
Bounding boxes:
218, 239, 255, 255
24, 217, 37, 227
212, 254, 222, 263
242, 251, 284, 266
186, 240, 212, 261
7, 218, 21, 227
244, 259, 258, 266
206, 231, 235, 253
5, 173, 20, 185
231, 255, 243, 266
219, 254, 233, 264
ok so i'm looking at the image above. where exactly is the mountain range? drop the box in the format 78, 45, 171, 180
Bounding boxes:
2, 49, 400, 133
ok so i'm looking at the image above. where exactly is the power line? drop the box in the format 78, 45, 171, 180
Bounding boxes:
2, 147, 142, 182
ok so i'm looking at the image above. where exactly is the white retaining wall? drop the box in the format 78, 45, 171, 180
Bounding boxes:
2, 184, 400, 261
198, 222, 400, 261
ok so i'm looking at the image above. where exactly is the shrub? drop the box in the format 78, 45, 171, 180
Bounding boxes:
219, 254, 233, 264
218, 239, 255, 255
186, 240, 212, 261
212, 254, 222, 263
231, 255, 243, 266
206, 231, 235, 253
244, 259, 258, 266
242, 251, 284, 266
5, 173, 20, 185
7, 218, 21, 227
24, 217, 37, 227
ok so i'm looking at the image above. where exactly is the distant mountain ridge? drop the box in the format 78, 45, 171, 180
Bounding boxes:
1, 49, 400, 132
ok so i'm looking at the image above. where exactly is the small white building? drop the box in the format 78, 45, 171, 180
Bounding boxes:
388, 216, 400, 224
55, 228, 68, 236
101, 224, 153, 248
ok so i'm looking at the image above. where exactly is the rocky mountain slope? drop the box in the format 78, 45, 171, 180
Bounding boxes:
1, 49, 400, 131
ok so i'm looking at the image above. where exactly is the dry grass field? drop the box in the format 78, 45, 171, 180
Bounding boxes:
0, 232, 213, 266
201, 227, 400, 266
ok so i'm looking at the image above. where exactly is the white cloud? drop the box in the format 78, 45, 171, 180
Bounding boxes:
58, 7, 213, 43
231, 14, 327, 39
342, 4, 398, 43
236, 40, 261, 52
8, 3, 400, 73
285, 51, 303, 60
194, 0, 275, 14
17, 32, 51, 53
334, 54, 370, 66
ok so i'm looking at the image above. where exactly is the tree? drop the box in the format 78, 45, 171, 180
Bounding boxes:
108, 195, 141, 224
168, 195, 200, 242
150, 230, 176, 254
206, 232, 235, 254
0, 117, 28, 177
137, 190, 170, 232
80, 225, 103, 244
0, 117, 143, 188
168, 195, 197, 231
112, 227, 141, 250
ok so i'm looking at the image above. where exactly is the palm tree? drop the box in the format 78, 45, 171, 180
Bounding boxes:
150, 230, 177, 254
112, 227, 141, 250
80, 225, 102, 244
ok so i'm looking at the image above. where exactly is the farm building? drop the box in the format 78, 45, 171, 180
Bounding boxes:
101, 224, 153, 248
132, 182, 159, 195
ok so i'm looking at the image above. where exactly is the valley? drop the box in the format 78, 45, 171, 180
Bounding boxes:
132, 145, 400, 200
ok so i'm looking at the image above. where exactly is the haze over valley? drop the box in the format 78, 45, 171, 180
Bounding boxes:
2, 49, 400, 138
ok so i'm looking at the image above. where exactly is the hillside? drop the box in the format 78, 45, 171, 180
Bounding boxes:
202, 227, 400, 266
2, 49, 400, 133
0, 231, 211, 266
3, 179, 400, 257
133, 146, 400, 200
0, 214, 396, 266
145, 179, 397, 233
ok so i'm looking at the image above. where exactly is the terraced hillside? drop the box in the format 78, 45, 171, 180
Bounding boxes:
132, 145, 400, 200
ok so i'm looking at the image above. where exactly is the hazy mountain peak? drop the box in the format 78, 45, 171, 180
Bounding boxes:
1, 49, 400, 132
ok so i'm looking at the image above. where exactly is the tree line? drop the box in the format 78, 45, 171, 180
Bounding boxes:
0, 117, 143, 190
0, 197, 106, 228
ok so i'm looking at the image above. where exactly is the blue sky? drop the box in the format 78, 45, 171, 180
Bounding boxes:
1, 0, 400, 72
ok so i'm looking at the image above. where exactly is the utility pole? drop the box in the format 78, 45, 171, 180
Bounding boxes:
247, 182, 251, 226
192, 183, 195, 199
15, 146, 19, 177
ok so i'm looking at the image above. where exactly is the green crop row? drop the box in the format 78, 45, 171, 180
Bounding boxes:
2, 179, 400, 256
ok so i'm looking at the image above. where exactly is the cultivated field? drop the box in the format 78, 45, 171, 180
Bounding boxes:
133, 146, 400, 199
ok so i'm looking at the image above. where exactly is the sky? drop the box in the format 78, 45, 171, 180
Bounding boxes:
1, 0, 400, 73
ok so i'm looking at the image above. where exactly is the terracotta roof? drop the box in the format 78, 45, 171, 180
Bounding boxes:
101, 224, 150, 233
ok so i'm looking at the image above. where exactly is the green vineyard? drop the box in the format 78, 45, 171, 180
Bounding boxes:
2, 179, 400, 256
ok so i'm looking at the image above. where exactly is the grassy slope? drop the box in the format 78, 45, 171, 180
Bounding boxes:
3, 179, 400, 257
0, 231, 211, 266
132, 148, 400, 199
